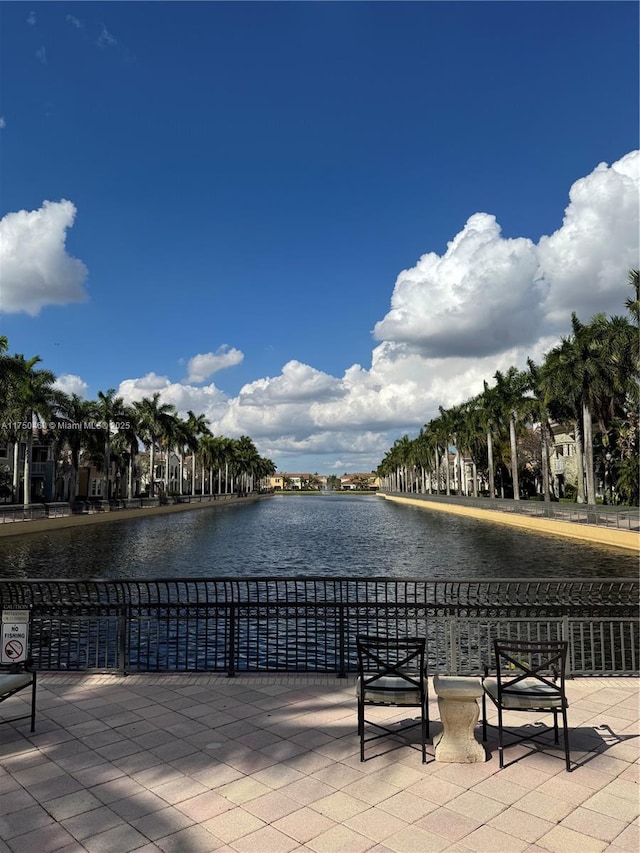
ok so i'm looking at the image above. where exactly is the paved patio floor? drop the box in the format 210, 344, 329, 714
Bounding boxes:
0, 674, 637, 853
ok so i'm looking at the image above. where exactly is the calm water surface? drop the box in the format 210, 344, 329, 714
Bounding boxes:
0, 494, 635, 580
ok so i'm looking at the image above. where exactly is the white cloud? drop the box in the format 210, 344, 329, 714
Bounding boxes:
97, 24, 117, 48
0, 117, 5, 129
27, 11, 36, 26
66, 15, 82, 29
0, 200, 89, 315
185, 346, 244, 383
62, 150, 639, 473
374, 151, 639, 358
36, 46, 47, 65
55, 374, 88, 398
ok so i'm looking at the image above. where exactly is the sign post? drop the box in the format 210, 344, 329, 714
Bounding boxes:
1, 609, 29, 665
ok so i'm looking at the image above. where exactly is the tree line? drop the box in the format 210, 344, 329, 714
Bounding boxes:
0, 341, 276, 506
377, 271, 639, 506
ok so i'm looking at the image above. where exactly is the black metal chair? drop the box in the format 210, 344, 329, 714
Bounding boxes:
356, 635, 429, 762
0, 662, 36, 732
482, 638, 570, 771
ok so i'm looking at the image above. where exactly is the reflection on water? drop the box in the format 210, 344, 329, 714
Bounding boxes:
0, 494, 635, 580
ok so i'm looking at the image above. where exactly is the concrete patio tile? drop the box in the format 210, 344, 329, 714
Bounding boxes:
344, 807, 409, 842
200, 806, 266, 843
272, 805, 337, 843
174, 790, 234, 821
610, 821, 640, 851
310, 791, 370, 821
568, 763, 628, 790
414, 806, 481, 841
61, 804, 123, 840
283, 749, 334, 775
82, 822, 156, 853
216, 776, 272, 805
250, 761, 306, 789
457, 824, 529, 851
0, 803, 55, 839
130, 805, 195, 841
38, 788, 104, 821
132, 763, 185, 789
487, 807, 556, 844
534, 773, 595, 806
191, 762, 245, 789
305, 823, 377, 853
71, 761, 126, 787
561, 804, 628, 842
376, 790, 440, 821
259, 738, 307, 761
470, 775, 529, 805
241, 789, 302, 822
404, 775, 467, 805
89, 775, 148, 805
488, 763, 551, 791
383, 824, 451, 852
5, 822, 78, 853
535, 825, 608, 852
156, 824, 225, 852
151, 774, 210, 804
341, 776, 402, 805
581, 790, 640, 822
364, 762, 426, 789
310, 761, 364, 790
514, 790, 575, 822
603, 777, 640, 803
28, 771, 85, 801
110, 789, 169, 820
430, 760, 496, 789
230, 824, 302, 852
277, 776, 335, 806
224, 749, 280, 775
446, 790, 507, 822
580, 753, 631, 777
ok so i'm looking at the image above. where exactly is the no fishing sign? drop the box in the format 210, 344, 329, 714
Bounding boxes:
1, 610, 29, 664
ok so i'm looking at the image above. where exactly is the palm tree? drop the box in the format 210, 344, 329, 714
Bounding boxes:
54, 393, 96, 501
185, 410, 211, 496
132, 394, 177, 497
494, 367, 530, 500
95, 389, 126, 500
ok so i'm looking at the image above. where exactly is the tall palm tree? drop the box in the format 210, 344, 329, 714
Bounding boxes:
494, 367, 530, 500
132, 394, 177, 497
95, 389, 126, 500
185, 410, 211, 496
54, 393, 96, 501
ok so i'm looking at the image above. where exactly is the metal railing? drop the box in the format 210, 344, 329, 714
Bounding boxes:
385, 491, 640, 532
0, 578, 637, 677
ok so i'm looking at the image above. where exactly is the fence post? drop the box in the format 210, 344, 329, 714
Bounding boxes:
227, 603, 236, 678
337, 603, 347, 678
117, 605, 128, 675
448, 618, 458, 674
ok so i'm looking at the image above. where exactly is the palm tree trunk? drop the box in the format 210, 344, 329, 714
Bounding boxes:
541, 422, 551, 503
472, 461, 478, 497
23, 428, 32, 508
574, 419, 586, 503
487, 430, 495, 498
149, 441, 156, 497
12, 441, 19, 503
509, 415, 520, 500
583, 401, 596, 504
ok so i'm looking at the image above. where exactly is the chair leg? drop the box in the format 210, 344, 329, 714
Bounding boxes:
497, 706, 504, 768
481, 692, 487, 742
30, 675, 36, 733
422, 704, 427, 764
562, 706, 571, 772
553, 710, 559, 744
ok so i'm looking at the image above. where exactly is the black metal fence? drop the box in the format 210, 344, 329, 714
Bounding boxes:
0, 578, 637, 677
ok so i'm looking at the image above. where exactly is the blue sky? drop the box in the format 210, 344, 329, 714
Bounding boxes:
1, 2, 638, 474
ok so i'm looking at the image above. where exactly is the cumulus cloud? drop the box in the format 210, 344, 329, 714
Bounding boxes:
76, 150, 638, 473
185, 346, 244, 383
374, 151, 639, 359
36, 46, 47, 64
0, 117, 5, 129
66, 15, 82, 29
27, 11, 36, 26
55, 374, 88, 398
0, 200, 89, 315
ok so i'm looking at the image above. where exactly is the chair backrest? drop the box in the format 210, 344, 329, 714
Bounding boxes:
356, 635, 426, 695
493, 638, 568, 702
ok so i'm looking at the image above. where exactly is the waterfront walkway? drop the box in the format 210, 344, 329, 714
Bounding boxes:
0, 674, 637, 852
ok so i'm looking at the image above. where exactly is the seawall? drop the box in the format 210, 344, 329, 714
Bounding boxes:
0, 495, 263, 539
381, 493, 640, 553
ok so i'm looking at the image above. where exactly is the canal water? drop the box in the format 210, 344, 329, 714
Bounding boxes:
0, 494, 635, 580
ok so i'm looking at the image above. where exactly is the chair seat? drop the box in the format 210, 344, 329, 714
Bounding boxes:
0, 673, 33, 695
357, 674, 427, 705
483, 677, 566, 710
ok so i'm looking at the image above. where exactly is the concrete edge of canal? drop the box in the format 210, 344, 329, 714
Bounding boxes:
381, 493, 640, 553
0, 494, 266, 539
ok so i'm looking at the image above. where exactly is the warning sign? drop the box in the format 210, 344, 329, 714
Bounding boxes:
1, 610, 29, 664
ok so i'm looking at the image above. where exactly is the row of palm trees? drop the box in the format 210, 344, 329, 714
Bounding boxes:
378, 272, 639, 506
0, 338, 276, 506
